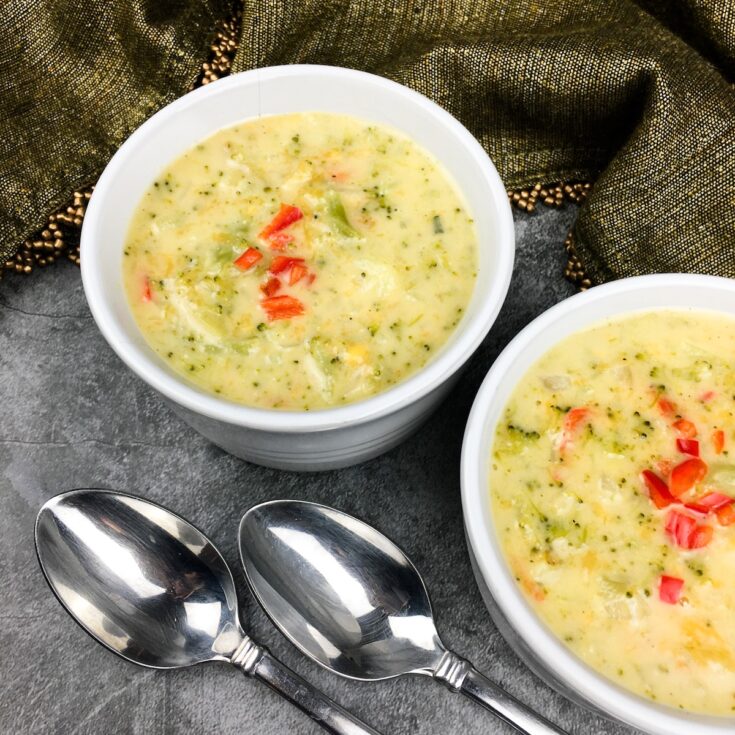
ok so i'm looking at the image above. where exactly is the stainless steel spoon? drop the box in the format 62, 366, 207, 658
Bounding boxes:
35, 489, 380, 735
239, 500, 567, 735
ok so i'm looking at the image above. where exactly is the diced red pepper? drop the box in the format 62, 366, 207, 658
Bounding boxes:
684, 492, 732, 516
673, 419, 697, 438
676, 438, 699, 457
260, 277, 281, 297
269, 256, 305, 275
665, 510, 698, 546
268, 231, 295, 251
669, 457, 708, 497
699, 390, 716, 403
261, 295, 305, 321
141, 276, 152, 302
233, 247, 263, 271
716, 504, 735, 526
658, 397, 677, 418
683, 502, 709, 517
664, 511, 698, 548
695, 492, 733, 511
559, 407, 590, 451
289, 263, 310, 286
665, 510, 713, 549
641, 470, 677, 509
713, 429, 725, 455
689, 525, 713, 549
259, 204, 303, 240
658, 575, 684, 604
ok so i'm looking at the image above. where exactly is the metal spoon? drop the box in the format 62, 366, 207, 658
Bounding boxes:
35, 489, 380, 735
239, 500, 567, 735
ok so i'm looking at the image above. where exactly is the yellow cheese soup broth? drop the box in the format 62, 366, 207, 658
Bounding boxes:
122, 113, 477, 410
490, 310, 735, 715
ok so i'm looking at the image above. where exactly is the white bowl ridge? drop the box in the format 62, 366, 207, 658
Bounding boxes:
81, 65, 515, 470
461, 273, 735, 734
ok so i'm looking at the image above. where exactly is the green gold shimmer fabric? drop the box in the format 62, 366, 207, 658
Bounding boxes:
2, 0, 734, 283
0, 0, 231, 264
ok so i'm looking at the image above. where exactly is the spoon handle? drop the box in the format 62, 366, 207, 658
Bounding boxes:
232, 639, 382, 735
435, 651, 567, 735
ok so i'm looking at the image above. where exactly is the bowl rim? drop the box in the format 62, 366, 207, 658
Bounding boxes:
461, 272, 735, 734
81, 64, 514, 433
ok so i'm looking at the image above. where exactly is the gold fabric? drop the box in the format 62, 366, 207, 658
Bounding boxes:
1, 0, 230, 265
2, 0, 734, 283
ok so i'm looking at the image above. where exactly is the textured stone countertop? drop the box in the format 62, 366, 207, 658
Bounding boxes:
0, 206, 637, 734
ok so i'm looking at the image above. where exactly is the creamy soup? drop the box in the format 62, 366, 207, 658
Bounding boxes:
122, 112, 477, 410
490, 310, 735, 715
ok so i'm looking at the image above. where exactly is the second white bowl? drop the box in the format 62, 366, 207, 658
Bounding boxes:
461, 274, 735, 734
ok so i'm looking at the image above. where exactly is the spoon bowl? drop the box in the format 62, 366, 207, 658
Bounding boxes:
240, 500, 567, 735
240, 501, 444, 680
36, 490, 242, 668
35, 490, 380, 735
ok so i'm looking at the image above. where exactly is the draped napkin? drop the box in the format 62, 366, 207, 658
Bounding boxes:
2, 0, 734, 283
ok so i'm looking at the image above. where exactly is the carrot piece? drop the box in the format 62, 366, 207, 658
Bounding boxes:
716, 504, 735, 526
289, 263, 309, 286
269, 256, 305, 275
260, 277, 281, 297
656, 459, 674, 477
641, 470, 677, 509
261, 295, 305, 321
268, 231, 295, 251
521, 577, 546, 602
658, 397, 677, 418
669, 458, 708, 496
141, 276, 152, 302
659, 575, 684, 604
699, 390, 716, 403
713, 429, 725, 455
513, 560, 546, 602
559, 407, 590, 451
259, 203, 303, 240
673, 419, 697, 438
233, 247, 263, 271
676, 438, 699, 457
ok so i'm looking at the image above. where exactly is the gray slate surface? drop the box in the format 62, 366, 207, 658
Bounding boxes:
0, 205, 638, 734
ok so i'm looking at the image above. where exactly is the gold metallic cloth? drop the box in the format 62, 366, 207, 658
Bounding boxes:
2, 1, 734, 283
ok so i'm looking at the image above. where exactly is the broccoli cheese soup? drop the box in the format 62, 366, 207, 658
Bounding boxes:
122, 112, 477, 410
490, 310, 735, 716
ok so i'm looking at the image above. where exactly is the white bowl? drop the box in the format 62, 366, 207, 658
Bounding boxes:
81, 65, 514, 471
461, 273, 735, 734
